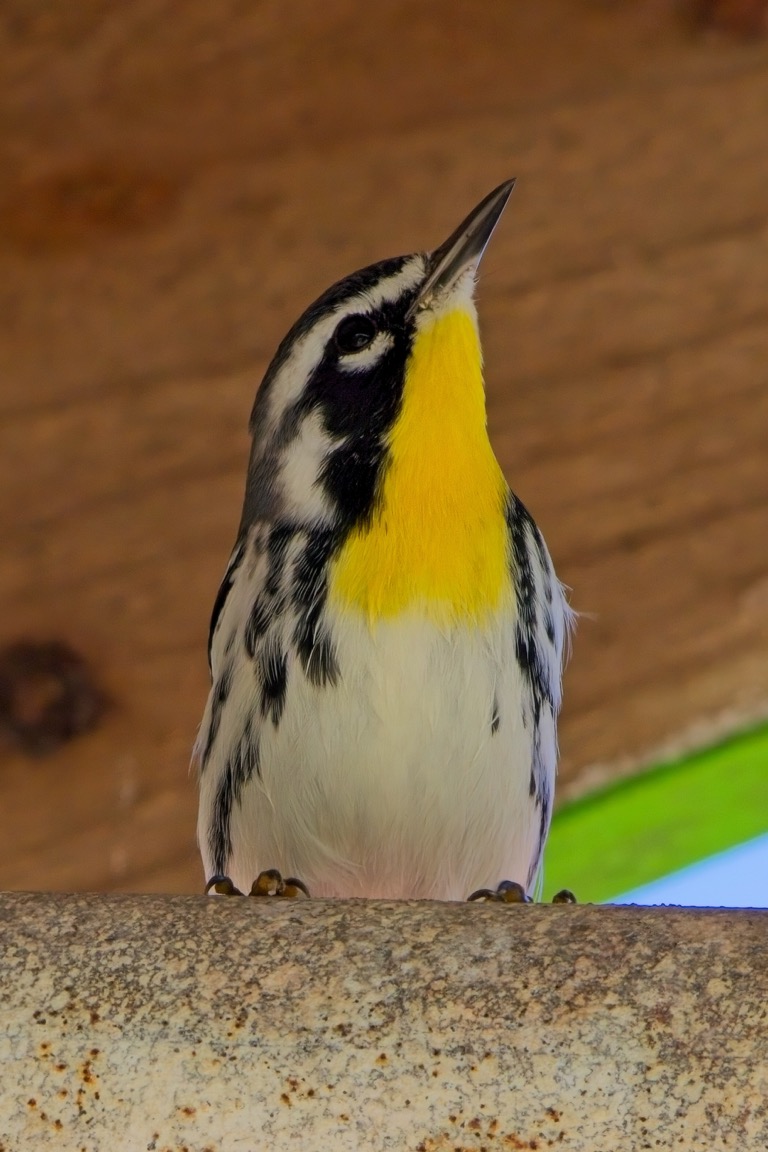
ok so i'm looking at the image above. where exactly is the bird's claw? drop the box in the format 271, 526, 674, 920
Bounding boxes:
467, 881, 578, 904
468, 880, 532, 903
249, 869, 310, 898
205, 874, 244, 896
206, 869, 310, 898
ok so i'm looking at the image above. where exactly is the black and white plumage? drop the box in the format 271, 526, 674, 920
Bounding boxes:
195, 183, 572, 899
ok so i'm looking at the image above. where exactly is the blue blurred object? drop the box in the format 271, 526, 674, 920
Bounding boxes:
612, 832, 768, 907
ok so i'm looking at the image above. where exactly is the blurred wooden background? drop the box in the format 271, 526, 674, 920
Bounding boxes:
1, 1, 767, 893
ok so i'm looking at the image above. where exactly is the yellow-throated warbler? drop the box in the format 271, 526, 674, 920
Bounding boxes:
196, 182, 573, 901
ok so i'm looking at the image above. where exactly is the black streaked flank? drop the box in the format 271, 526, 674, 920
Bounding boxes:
507, 489, 559, 892
209, 760, 235, 875
290, 527, 341, 688
507, 494, 556, 712
532, 523, 554, 604
527, 785, 552, 891
207, 536, 246, 672
531, 723, 546, 806
515, 631, 551, 714
515, 632, 544, 700
200, 662, 233, 771
209, 724, 262, 874
507, 495, 537, 630
539, 791, 551, 847
233, 721, 261, 789
298, 630, 339, 688
266, 524, 293, 595
244, 596, 271, 658
291, 527, 338, 609
259, 640, 288, 725
491, 696, 500, 735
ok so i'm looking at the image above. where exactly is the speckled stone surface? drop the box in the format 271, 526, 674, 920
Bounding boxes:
1, 894, 766, 1150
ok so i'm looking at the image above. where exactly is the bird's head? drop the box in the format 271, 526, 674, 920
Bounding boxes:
241, 181, 515, 537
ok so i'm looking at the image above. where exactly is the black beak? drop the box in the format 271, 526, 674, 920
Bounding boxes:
406, 180, 515, 319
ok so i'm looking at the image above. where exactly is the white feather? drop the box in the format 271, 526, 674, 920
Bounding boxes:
199, 600, 548, 900
278, 410, 341, 525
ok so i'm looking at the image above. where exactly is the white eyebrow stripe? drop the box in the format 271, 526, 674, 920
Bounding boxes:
263, 255, 426, 416
343, 256, 425, 316
337, 330, 395, 372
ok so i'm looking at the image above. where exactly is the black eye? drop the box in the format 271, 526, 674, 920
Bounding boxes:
334, 314, 378, 354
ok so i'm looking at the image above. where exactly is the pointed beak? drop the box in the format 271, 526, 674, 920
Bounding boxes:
406, 179, 515, 320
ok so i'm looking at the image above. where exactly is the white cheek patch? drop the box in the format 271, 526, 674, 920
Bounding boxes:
278, 408, 341, 525
337, 330, 395, 373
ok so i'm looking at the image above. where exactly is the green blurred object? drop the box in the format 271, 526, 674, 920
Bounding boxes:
543, 723, 768, 903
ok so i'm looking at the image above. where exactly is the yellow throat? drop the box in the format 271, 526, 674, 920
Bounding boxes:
330, 307, 510, 624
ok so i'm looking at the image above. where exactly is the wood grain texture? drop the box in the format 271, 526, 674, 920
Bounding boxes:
1, 1, 767, 893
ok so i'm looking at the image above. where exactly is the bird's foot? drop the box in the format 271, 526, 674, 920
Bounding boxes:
205, 869, 310, 898
205, 874, 244, 895
467, 881, 578, 904
468, 880, 532, 903
249, 868, 310, 898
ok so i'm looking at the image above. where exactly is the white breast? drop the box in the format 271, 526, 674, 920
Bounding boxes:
209, 605, 549, 900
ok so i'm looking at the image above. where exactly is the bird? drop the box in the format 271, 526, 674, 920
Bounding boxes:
195, 181, 573, 903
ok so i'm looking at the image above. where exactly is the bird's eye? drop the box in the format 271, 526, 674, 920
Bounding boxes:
334, 314, 378, 354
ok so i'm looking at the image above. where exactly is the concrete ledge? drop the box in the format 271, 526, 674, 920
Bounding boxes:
1, 893, 766, 1150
